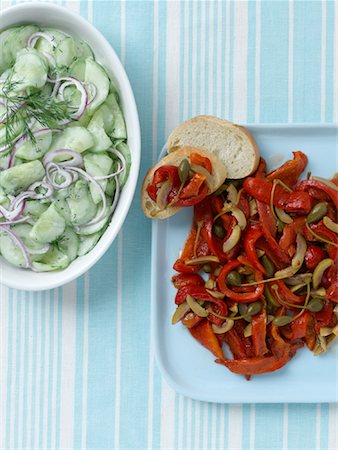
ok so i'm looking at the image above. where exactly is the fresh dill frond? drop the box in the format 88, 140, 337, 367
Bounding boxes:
1, 73, 71, 147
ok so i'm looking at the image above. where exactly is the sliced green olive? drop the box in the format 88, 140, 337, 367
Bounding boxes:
212, 319, 234, 334
186, 294, 208, 317
273, 315, 294, 327
306, 201, 328, 224
213, 223, 226, 239
307, 297, 324, 313
247, 301, 262, 316
226, 270, 242, 286
171, 302, 191, 325
202, 263, 212, 273
261, 256, 275, 278
178, 158, 190, 184
312, 258, 334, 289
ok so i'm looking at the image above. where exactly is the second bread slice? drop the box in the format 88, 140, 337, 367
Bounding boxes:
167, 115, 259, 179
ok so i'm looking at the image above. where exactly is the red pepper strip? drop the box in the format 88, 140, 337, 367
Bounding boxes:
238, 191, 251, 219
174, 285, 228, 317
176, 183, 209, 207
218, 260, 264, 303
216, 341, 303, 376
189, 319, 225, 359
243, 177, 290, 207
256, 238, 285, 270
171, 273, 205, 289
279, 217, 306, 250
327, 282, 338, 302
284, 191, 313, 214
179, 173, 206, 199
309, 222, 338, 261
314, 300, 334, 330
189, 152, 212, 173
257, 201, 290, 265
147, 165, 180, 202
296, 179, 338, 210
252, 308, 268, 356
273, 280, 306, 306
244, 225, 266, 274
307, 187, 330, 202
222, 320, 254, 358
270, 308, 287, 344
291, 311, 316, 350
254, 158, 267, 178
267, 151, 308, 188
244, 177, 312, 214
194, 199, 222, 258
182, 313, 203, 329
173, 224, 201, 273
304, 245, 327, 271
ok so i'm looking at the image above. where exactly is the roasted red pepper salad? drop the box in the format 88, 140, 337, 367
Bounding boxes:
171, 151, 338, 378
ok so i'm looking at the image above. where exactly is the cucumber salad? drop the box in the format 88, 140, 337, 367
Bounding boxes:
0, 25, 131, 272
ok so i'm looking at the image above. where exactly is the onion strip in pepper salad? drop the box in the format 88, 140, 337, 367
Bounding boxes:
171, 152, 338, 378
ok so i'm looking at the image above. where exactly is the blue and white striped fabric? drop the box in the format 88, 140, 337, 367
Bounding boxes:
0, 1, 337, 449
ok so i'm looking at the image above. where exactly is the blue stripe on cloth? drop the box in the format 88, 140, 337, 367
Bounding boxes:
260, 0, 290, 122
325, 0, 335, 122
293, 0, 322, 122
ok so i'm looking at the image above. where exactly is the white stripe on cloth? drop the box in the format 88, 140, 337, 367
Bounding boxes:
0, 285, 8, 449
59, 283, 77, 448
233, 0, 248, 122
81, 271, 90, 450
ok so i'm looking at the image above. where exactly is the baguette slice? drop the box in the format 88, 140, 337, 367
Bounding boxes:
167, 115, 259, 179
142, 146, 227, 219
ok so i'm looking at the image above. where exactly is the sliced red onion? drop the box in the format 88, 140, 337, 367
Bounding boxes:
69, 167, 107, 226
27, 31, 57, 49
53, 77, 88, 120
8, 128, 61, 168
110, 176, 120, 214
10, 192, 31, 211
94, 148, 126, 181
45, 162, 74, 189
0, 225, 32, 269
0, 202, 25, 221
43, 51, 56, 68
43, 148, 83, 167
0, 216, 29, 226
28, 181, 54, 200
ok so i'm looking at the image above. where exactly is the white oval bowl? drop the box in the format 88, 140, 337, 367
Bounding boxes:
0, 2, 141, 291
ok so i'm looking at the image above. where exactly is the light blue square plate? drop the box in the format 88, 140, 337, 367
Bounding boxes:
151, 124, 338, 403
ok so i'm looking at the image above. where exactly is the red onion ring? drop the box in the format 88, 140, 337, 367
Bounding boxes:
27, 31, 57, 49
94, 148, 126, 181
0, 225, 32, 269
0, 216, 29, 226
43, 148, 83, 167
28, 181, 54, 200
53, 77, 88, 120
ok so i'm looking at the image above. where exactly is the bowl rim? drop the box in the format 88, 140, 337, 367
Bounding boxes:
0, 2, 141, 291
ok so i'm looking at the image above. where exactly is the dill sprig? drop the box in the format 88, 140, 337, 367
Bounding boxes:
2, 74, 71, 146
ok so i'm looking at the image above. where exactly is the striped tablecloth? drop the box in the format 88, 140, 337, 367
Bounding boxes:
1, 1, 337, 449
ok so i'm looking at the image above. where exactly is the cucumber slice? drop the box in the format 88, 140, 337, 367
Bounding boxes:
54, 36, 78, 68
13, 223, 49, 261
57, 227, 79, 262
84, 58, 109, 114
69, 58, 86, 80
0, 26, 38, 73
30, 203, 66, 244
87, 112, 112, 151
78, 230, 104, 256
105, 93, 127, 139
76, 198, 111, 235
116, 142, 131, 188
53, 188, 72, 224
50, 126, 94, 153
0, 117, 24, 146
0, 186, 8, 205
24, 199, 49, 218
16, 128, 53, 161
12, 48, 48, 90
75, 40, 93, 59
0, 229, 26, 267
83, 152, 113, 203
35, 28, 66, 54
32, 246, 69, 272
66, 180, 97, 225
0, 160, 45, 195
